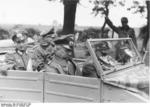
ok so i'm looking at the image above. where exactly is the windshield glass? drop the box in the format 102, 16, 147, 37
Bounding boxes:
87, 38, 142, 75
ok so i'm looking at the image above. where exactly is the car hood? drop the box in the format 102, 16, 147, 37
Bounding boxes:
103, 64, 149, 96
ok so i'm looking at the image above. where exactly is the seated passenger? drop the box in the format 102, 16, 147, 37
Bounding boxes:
4, 32, 34, 71
48, 45, 81, 75
32, 38, 56, 72
82, 63, 98, 78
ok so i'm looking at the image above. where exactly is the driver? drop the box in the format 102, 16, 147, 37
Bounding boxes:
95, 42, 119, 70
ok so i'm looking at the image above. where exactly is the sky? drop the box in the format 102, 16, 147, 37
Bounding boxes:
0, 0, 147, 27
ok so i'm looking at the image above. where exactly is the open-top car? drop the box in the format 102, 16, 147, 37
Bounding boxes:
0, 38, 149, 103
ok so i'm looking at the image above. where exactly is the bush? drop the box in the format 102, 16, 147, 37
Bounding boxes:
0, 28, 10, 39
25, 28, 40, 38
77, 28, 101, 42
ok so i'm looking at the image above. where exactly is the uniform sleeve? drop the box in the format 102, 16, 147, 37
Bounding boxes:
128, 29, 137, 47
74, 64, 82, 76
5, 53, 15, 64
31, 47, 44, 70
4, 53, 15, 69
106, 17, 120, 34
68, 62, 75, 75
68, 60, 82, 76
49, 61, 66, 74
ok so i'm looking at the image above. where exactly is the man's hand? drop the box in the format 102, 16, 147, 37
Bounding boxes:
37, 63, 45, 71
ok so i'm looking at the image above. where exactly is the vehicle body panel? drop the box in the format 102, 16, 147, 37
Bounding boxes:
0, 71, 43, 103
0, 71, 148, 103
44, 72, 100, 102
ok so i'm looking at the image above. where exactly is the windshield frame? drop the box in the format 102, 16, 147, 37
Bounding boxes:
86, 38, 142, 78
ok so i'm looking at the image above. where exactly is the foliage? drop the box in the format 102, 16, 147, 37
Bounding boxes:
90, 0, 125, 17
77, 28, 109, 42
90, 0, 148, 21
139, 25, 148, 38
25, 28, 40, 38
127, 0, 147, 17
0, 28, 10, 39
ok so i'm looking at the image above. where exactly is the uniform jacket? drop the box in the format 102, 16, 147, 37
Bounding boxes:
47, 57, 82, 75
106, 18, 137, 47
32, 45, 55, 71
5, 50, 30, 70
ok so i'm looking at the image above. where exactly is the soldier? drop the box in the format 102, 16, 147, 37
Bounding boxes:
4, 32, 33, 71
32, 39, 81, 75
105, 16, 137, 47
48, 45, 81, 75
32, 38, 56, 72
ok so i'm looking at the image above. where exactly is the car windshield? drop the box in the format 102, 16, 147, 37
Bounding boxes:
87, 38, 142, 75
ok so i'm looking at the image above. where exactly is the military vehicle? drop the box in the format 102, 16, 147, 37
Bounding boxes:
0, 38, 149, 103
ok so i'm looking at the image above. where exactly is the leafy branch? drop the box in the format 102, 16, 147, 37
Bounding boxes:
127, 0, 146, 17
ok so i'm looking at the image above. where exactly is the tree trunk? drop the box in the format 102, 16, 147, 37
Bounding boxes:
143, 1, 150, 50
62, 0, 78, 35
147, 0, 150, 45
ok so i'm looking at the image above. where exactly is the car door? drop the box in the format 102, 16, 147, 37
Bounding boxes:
0, 71, 43, 103
44, 72, 101, 102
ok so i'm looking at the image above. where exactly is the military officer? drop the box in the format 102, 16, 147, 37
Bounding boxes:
5, 32, 34, 71
48, 45, 81, 75
32, 38, 56, 72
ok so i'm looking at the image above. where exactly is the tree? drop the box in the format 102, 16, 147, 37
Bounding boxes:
62, 0, 79, 35
127, 0, 150, 52
91, 0, 149, 50
48, 0, 79, 35
90, 0, 125, 38
147, 1, 150, 50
